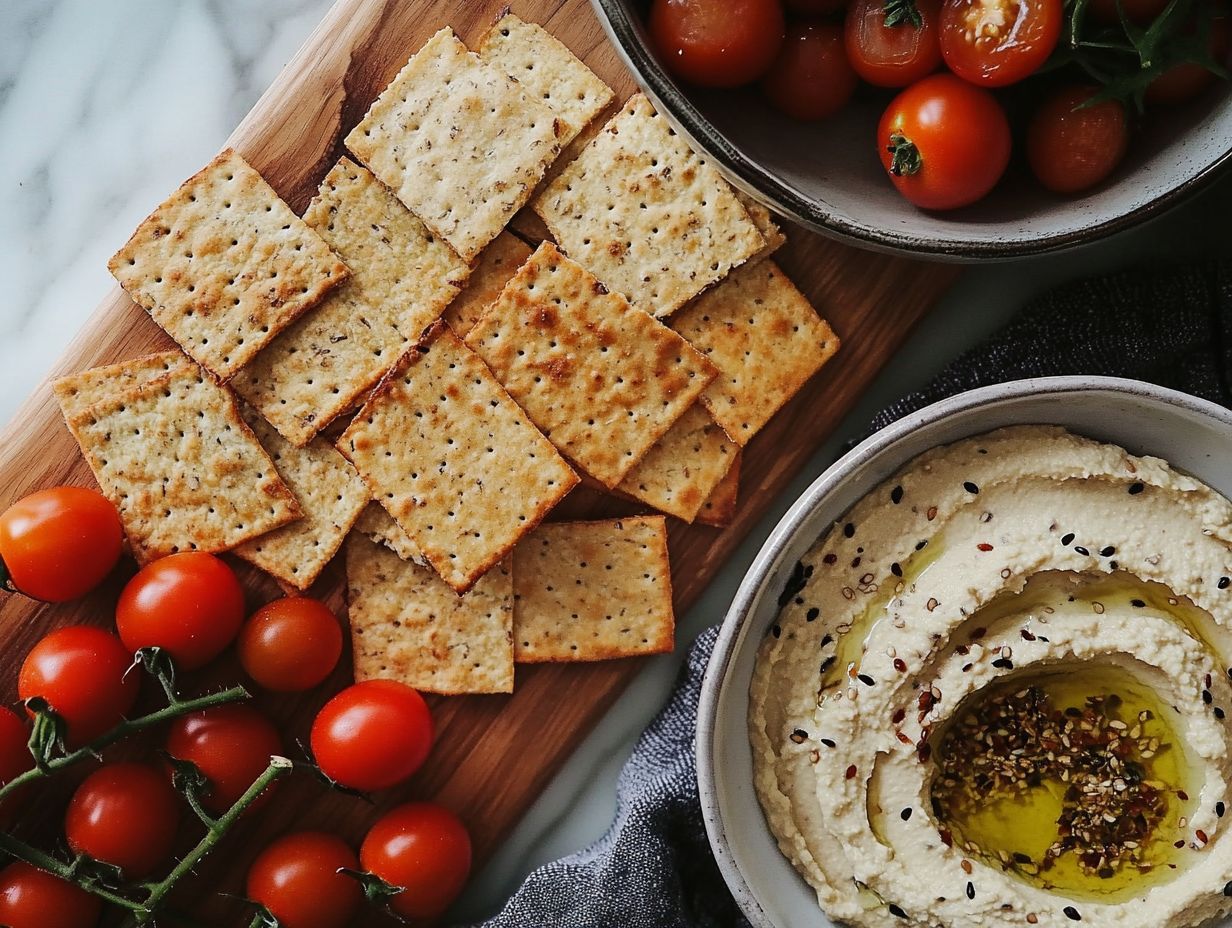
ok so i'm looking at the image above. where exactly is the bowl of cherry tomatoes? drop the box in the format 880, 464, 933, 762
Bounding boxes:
591, 0, 1232, 258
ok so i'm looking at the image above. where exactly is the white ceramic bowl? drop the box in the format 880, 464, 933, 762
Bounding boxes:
696, 376, 1232, 927
591, 0, 1232, 259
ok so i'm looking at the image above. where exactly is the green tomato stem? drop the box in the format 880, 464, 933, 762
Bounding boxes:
0, 832, 141, 910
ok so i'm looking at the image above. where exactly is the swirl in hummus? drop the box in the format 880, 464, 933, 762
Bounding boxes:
749, 425, 1232, 928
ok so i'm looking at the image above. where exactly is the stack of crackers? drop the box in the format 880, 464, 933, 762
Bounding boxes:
54, 15, 839, 696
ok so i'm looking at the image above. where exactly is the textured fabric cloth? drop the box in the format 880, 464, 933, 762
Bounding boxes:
469, 261, 1232, 928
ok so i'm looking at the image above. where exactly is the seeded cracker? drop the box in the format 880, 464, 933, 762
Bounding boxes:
672, 260, 840, 445
476, 13, 614, 148
615, 404, 738, 523
354, 503, 427, 565
346, 533, 514, 695
442, 231, 531, 338
344, 27, 562, 263
57, 360, 300, 563
234, 158, 469, 446
532, 94, 764, 317
52, 351, 196, 419
513, 516, 674, 662
232, 406, 369, 590
466, 242, 716, 488
697, 449, 741, 527
735, 190, 786, 264
337, 324, 578, 594
108, 149, 348, 381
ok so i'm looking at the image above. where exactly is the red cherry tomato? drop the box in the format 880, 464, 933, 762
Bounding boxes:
310, 680, 433, 792
165, 705, 282, 814
246, 831, 362, 928
649, 0, 786, 88
0, 862, 100, 928
940, 0, 1063, 86
64, 762, 180, 878
1145, 11, 1231, 105
1027, 85, 1129, 194
0, 707, 31, 788
238, 598, 342, 692
787, 0, 849, 12
763, 22, 858, 120
878, 73, 1011, 210
846, 0, 943, 86
18, 626, 138, 746
1087, 0, 1168, 24
116, 552, 245, 672
359, 803, 472, 921
0, 487, 122, 603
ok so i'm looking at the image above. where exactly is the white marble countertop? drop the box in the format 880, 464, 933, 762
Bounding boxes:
4, 0, 1231, 922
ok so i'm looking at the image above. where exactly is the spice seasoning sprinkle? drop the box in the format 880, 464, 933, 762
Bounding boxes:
1223, 879, 1232, 897
843, 522, 855, 538
1215, 707, 1226, 720
1203, 690, 1213, 705
806, 607, 820, 622
916, 539, 929, 551
1219, 576, 1230, 590
771, 624, 781, 639
821, 634, 833, 647
894, 658, 908, 673
820, 656, 836, 674
1061, 533, 1076, 546
1128, 482, 1145, 495
888, 903, 907, 919
963, 481, 980, 494
1100, 546, 1116, 557
823, 553, 837, 565
777, 560, 808, 607
992, 657, 1014, 669
845, 764, 857, 780
1074, 546, 1090, 557
820, 737, 836, 748
966, 881, 975, 900
858, 673, 876, 687
1131, 599, 1146, 608
892, 708, 907, 724
901, 807, 913, 821
977, 542, 994, 552
890, 562, 903, 577
891, 485, 904, 504
1064, 905, 1082, 920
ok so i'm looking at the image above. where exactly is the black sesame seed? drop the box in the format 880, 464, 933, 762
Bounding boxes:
891, 562, 903, 577
1061, 533, 1075, 546
1217, 802, 1226, 818
795, 596, 805, 605
843, 522, 855, 538
915, 539, 928, 550
1204, 690, 1214, 705
806, 607, 820, 622
1074, 546, 1090, 556
777, 561, 808, 608
891, 485, 904, 504
1109, 560, 1119, 570
821, 634, 834, 647
1216, 707, 1226, 720
900, 808, 913, 821
888, 904, 907, 919
1224, 880, 1232, 897
858, 673, 876, 686
1220, 577, 1230, 590
992, 658, 1014, 669
1128, 482, 1144, 495
820, 656, 836, 674
963, 481, 979, 494
1131, 599, 1146, 608
1100, 545, 1116, 557
966, 882, 975, 900
820, 737, 836, 748
1012, 852, 1032, 864
1064, 905, 1082, 921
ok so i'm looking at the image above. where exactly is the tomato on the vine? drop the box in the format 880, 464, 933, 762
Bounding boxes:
246, 831, 362, 928
359, 803, 472, 921
310, 680, 433, 792
1027, 85, 1129, 194
649, 0, 786, 88
0, 861, 100, 928
940, 0, 1063, 86
164, 705, 282, 814
878, 73, 1011, 210
238, 598, 342, 692
0, 487, 122, 603
18, 626, 138, 746
0, 707, 31, 788
762, 22, 858, 120
65, 762, 180, 878
846, 0, 943, 87
116, 552, 245, 672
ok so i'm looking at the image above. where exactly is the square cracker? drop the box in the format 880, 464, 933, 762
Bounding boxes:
615, 403, 737, 523
672, 260, 840, 445
512, 516, 674, 663
56, 359, 300, 563
532, 93, 764, 317
354, 503, 427, 565
108, 149, 348, 381
337, 324, 578, 593
53, 351, 196, 419
465, 242, 717, 489
232, 407, 370, 590
233, 158, 469, 445
696, 449, 740, 527
344, 27, 563, 262
736, 191, 787, 264
346, 533, 514, 695
442, 231, 531, 338
476, 13, 614, 148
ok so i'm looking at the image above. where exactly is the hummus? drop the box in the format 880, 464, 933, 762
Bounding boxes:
749, 425, 1232, 928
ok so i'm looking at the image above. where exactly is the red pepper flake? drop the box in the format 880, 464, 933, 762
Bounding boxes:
891, 707, 906, 724
918, 691, 936, 712
1197, 829, 1209, 845
917, 743, 932, 763
845, 764, 857, 780
926, 506, 938, 521
938, 826, 952, 846
977, 543, 994, 552
896, 731, 912, 745
893, 658, 908, 673
823, 553, 837, 565
1178, 790, 1189, 801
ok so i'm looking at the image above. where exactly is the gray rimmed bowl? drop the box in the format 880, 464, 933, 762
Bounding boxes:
590, 0, 1232, 260
695, 376, 1232, 928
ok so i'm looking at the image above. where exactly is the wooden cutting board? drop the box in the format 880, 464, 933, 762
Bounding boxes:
0, 0, 959, 922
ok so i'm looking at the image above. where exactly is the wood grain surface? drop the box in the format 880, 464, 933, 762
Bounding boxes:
0, 0, 959, 923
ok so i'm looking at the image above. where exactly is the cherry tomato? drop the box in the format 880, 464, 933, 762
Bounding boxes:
787, 0, 849, 12
649, 0, 786, 88
940, 0, 1063, 86
116, 552, 245, 672
310, 680, 433, 792
165, 705, 282, 814
846, 0, 943, 86
246, 831, 362, 928
878, 73, 1011, 210
0, 707, 31, 788
0, 487, 121, 603
359, 803, 471, 921
1027, 85, 1129, 194
18, 626, 138, 746
1087, 0, 1168, 25
64, 762, 180, 878
0, 862, 100, 928
238, 598, 342, 692
1145, 11, 1231, 105
763, 22, 858, 120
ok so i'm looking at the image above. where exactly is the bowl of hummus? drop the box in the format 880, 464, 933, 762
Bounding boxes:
697, 376, 1232, 928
